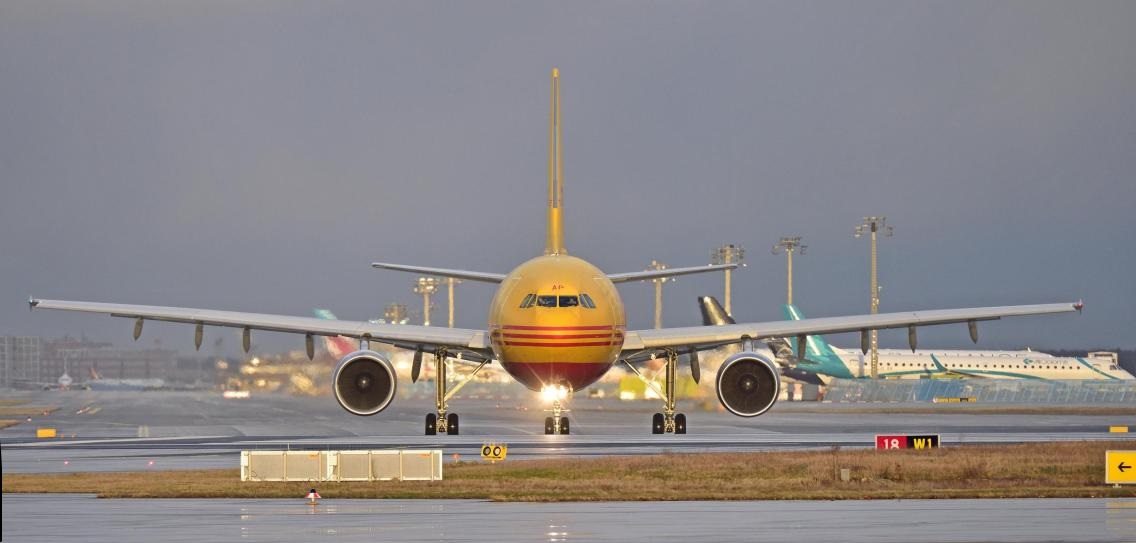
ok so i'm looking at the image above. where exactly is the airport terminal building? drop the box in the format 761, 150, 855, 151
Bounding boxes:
0, 336, 177, 388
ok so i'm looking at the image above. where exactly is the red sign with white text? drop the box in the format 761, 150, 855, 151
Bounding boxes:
876, 434, 939, 449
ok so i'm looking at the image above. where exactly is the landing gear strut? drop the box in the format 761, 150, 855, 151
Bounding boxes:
544, 399, 570, 435
625, 349, 687, 434
424, 348, 488, 436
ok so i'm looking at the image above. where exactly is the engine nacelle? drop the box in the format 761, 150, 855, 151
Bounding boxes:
333, 350, 397, 416
716, 350, 781, 417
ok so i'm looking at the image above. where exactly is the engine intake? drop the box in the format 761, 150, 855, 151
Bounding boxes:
716, 350, 780, 417
333, 350, 397, 416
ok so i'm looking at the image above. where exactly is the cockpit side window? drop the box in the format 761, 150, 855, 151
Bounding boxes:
519, 293, 536, 308
537, 295, 558, 307
580, 293, 596, 309
558, 295, 579, 308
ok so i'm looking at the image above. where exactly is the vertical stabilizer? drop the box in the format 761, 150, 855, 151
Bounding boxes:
782, 304, 855, 378
545, 68, 566, 255
699, 296, 736, 326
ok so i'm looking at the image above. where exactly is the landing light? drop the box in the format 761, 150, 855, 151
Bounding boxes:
540, 384, 569, 403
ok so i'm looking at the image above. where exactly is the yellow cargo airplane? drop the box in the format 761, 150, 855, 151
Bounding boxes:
29, 69, 1082, 435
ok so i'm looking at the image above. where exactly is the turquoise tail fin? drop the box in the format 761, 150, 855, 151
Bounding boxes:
782, 304, 854, 379
782, 304, 838, 359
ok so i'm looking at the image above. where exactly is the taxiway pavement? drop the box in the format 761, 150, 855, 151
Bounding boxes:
1, 389, 1132, 473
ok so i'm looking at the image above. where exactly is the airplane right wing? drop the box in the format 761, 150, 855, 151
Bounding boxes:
606, 263, 736, 284
29, 299, 492, 356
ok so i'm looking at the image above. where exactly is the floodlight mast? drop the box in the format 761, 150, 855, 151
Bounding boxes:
646, 260, 674, 329
771, 236, 806, 305
854, 217, 894, 379
383, 303, 409, 325
446, 277, 461, 328
412, 277, 440, 326
711, 244, 745, 316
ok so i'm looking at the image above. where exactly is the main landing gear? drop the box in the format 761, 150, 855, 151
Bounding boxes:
544, 399, 570, 435
424, 348, 489, 436
624, 348, 689, 435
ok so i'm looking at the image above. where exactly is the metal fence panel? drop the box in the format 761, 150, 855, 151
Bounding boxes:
243, 451, 286, 481
401, 450, 442, 481
372, 451, 402, 481
824, 378, 1136, 403
336, 451, 372, 482
241, 449, 443, 482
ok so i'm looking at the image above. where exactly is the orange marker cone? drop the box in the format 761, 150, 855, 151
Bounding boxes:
306, 488, 321, 505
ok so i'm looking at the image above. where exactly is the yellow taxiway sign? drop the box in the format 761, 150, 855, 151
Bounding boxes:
481, 443, 507, 462
1105, 450, 1136, 484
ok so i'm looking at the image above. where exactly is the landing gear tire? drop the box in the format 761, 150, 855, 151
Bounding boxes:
447, 413, 460, 435
560, 417, 570, 435
652, 412, 665, 434
544, 417, 555, 435
425, 413, 437, 436
674, 413, 687, 434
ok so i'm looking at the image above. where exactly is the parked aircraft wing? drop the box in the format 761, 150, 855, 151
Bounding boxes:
371, 262, 506, 283
622, 303, 1082, 352
29, 299, 491, 353
607, 263, 736, 284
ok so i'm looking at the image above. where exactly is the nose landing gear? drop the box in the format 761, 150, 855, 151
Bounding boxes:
544, 399, 570, 435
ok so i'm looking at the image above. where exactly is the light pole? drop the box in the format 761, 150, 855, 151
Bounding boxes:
412, 277, 440, 326
446, 277, 461, 328
711, 244, 745, 316
646, 260, 673, 329
854, 217, 893, 379
383, 303, 409, 325
771, 237, 806, 305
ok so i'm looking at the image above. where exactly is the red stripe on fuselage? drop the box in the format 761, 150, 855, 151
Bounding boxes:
498, 324, 620, 331
500, 341, 618, 347
501, 332, 619, 339
501, 360, 613, 391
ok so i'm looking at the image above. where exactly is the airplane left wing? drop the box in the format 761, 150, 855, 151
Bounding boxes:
371, 262, 506, 283
622, 302, 1082, 352
29, 299, 491, 354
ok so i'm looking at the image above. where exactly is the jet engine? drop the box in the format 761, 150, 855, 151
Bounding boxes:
333, 350, 397, 416
716, 349, 781, 417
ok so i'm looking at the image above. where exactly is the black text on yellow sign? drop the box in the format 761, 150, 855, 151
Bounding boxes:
1105, 450, 1136, 484
481, 443, 507, 462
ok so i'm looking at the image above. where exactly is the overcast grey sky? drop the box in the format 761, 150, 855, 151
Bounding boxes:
2, 1, 1134, 356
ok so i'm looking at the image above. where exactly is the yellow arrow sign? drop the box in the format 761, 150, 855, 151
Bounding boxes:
481, 443, 507, 462
1105, 450, 1136, 484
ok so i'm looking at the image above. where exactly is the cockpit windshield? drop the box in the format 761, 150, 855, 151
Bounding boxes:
521, 293, 596, 308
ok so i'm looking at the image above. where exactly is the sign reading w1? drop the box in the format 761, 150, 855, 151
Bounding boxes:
876, 434, 940, 450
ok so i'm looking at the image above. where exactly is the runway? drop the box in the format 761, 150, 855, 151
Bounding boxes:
6, 494, 1136, 542
1, 389, 1133, 473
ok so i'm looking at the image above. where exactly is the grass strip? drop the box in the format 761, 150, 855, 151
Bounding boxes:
0, 420, 21, 429
0, 406, 58, 417
6, 441, 1136, 501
